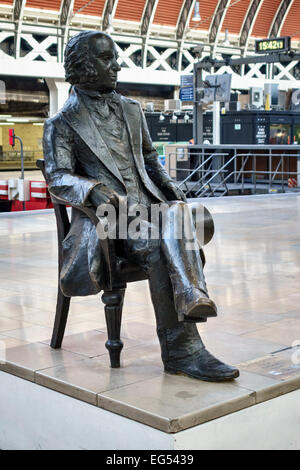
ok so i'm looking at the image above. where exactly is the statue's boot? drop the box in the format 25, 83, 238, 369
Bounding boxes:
174, 287, 217, 323
146, 249, 238, 381
157, 323, 239, 382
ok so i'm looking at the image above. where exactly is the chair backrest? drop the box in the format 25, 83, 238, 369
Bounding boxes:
36, 159, 70, 270
36, 159, 118, 289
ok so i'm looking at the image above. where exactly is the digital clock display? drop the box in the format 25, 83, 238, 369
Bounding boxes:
255, 37, 290, 54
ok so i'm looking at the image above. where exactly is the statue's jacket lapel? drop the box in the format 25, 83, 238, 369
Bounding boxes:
61, 90, 125, 188
120, 97, 166, 202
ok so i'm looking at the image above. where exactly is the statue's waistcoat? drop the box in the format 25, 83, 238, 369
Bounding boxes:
80, 90, 155, 207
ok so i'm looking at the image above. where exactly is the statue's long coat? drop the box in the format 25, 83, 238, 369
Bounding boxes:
43, 89, 173, 296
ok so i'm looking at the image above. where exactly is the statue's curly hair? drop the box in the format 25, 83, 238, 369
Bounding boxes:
64, 31, 110, 85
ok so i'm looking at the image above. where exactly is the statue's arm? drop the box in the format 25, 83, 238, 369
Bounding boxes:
43, 117, 102, 211
140, 106, 186, 201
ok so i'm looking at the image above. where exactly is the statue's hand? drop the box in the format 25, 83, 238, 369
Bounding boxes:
163, 181, 187, 202
89, 185, 120, 208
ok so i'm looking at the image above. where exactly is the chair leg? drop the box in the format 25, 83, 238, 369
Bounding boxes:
102, 288, 125, 368
50, 288, 71, 349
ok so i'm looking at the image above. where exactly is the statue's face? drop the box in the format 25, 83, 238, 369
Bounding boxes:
87, 35, 121, 92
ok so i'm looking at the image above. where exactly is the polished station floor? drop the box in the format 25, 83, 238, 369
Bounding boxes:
0, 194, 300, 440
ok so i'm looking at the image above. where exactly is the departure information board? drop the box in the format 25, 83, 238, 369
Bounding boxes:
255, 37, 290, 54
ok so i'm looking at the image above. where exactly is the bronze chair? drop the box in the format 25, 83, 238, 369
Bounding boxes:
37, 159, 214, 369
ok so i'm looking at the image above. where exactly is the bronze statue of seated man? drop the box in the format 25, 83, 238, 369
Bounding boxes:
43, 31, 239, 382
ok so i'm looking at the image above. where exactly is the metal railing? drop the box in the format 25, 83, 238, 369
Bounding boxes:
0, 150, 43, 162
165, 144, 300, 197
0, 150, 43, 170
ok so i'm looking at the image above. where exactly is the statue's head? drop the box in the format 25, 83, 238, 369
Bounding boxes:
64, 31, 121, 92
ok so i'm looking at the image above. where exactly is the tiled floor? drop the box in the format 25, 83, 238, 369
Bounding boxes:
0, 194, 300, 432
0, 170, 44, 181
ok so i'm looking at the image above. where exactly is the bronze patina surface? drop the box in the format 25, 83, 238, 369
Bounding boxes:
43, 31, 239, 381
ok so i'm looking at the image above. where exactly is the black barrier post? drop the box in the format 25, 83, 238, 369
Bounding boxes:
9, 129, 25, 210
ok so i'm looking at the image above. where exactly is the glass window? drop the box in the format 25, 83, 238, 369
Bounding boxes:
293, 124, 300, 144
269, 124, 290, 145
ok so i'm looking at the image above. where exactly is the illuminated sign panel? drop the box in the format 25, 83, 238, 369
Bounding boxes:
255, 37, 290, 54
